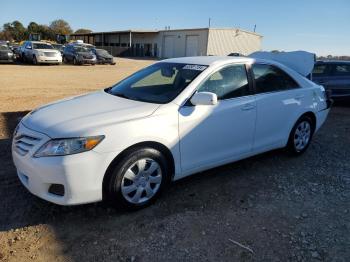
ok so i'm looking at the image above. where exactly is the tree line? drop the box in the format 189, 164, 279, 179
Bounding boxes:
0, 19, 92, 42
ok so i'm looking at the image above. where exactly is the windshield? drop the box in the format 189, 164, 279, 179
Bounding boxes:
52, 44, 63, 49
33, 43, 53, 49
0, 45, 10, 51
73, 46, 90, 52
107, 63, 207, 104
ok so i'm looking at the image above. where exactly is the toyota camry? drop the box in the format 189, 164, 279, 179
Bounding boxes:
12, 54, 331, 209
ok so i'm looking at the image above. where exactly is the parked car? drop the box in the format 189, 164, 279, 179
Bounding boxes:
91, 48, 116, 65
0, 44, 15, 63
62, 44, 96, 65
21, 41, 62, 65
52, 43, 65, 55
12, 55, 331, 209
312, 60, 350, 99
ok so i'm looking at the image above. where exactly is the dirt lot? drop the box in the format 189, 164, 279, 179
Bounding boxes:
0, 59, 349, 262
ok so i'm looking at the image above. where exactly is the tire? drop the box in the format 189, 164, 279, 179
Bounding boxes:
73, 57, 78, 65
286, 115, 314, 155
105, 147, 169, 210
22, 53, 26, 63
63, 56, 68, 64
32, 55, 38, 65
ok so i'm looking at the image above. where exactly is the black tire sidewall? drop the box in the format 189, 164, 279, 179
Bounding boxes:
106, 148, 169, 210
287, 116, 314, 155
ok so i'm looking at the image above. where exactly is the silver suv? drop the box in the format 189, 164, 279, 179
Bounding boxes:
21, 41, 62, 65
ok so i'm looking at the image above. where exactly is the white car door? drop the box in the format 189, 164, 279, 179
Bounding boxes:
251, 63, 306, 153
179, 64, 256, 174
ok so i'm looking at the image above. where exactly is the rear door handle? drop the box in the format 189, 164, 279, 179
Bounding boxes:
241, 103, 255, 111
295, 94, 305, 100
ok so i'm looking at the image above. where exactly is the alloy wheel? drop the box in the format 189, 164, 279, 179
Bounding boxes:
294, 121, 311, 152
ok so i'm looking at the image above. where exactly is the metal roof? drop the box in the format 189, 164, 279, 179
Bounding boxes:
71, 27, 261, 37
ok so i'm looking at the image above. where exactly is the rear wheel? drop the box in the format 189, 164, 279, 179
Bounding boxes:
105, 148, 169, 210
73, 57, 78, 65
287, 116, 314, 155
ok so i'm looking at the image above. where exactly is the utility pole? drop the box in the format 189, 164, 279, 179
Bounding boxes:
253, 24, 256, 32
209, 18, 211, 28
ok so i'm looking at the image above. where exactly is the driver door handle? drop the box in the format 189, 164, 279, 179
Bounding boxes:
241, 103, 255, 111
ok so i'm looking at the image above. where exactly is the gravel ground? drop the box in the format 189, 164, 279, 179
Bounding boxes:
0, 61, 349, 261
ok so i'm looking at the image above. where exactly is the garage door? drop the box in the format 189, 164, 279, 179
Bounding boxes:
186, 35, 199, 56
163, 36, 175, 58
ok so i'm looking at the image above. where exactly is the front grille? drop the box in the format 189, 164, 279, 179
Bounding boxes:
14, 134, 41, 156
83, 55, 93, 59
44, 52, 56, 57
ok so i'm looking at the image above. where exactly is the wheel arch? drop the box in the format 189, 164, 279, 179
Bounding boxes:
299, 111, 316, 132
102, 141, 175, 200
285, 111, 317, 147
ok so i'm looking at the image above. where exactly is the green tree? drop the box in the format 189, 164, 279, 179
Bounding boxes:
49, 19, 73, 35
74, 28, 92, 34
27, 22, 40, 34
3, 20, 26, 41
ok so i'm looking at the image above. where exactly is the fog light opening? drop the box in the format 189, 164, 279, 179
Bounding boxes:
48, 184, 65, 196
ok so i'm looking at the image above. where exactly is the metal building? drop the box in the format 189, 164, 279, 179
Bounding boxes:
70, 27, 262, 58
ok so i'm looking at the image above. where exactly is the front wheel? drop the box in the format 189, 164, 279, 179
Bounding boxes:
32, 55, 38, 65
105, 148, 169, 210
287, 116, 314, 155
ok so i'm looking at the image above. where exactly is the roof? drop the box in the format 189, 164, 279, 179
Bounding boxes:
71, 29, 158, 36
316, 60, 350, 64
71, 27, 261, 37
161, 56, 253, 66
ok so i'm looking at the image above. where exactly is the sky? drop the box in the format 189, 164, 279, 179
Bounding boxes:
1, 0, 350, 56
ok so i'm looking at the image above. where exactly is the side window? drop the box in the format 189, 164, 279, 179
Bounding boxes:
332, 64, 350, 76
312, 64, 329, 76
197, 64, 250, 100
252, 64, 299, 93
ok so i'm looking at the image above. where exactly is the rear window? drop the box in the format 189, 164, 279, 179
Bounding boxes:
313, 64, 328, 76
252, 64, 299, 93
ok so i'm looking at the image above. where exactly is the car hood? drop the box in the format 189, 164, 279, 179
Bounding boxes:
22, 91, 160, 138
77, 51, 93, 56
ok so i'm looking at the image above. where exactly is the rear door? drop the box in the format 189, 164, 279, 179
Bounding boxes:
251, 63, 305, 153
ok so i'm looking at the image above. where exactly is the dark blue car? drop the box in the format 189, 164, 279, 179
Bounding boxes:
312, 61, 350, 99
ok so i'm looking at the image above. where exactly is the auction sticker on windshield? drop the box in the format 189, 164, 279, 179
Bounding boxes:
182, 65, 208, 71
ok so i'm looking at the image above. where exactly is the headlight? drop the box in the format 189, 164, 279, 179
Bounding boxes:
34, 136, 105, 157
38, 51, 44, 56
8, 52, 13, 56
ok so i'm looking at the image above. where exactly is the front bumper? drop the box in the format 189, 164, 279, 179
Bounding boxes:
77, 57, 96, 64
12, 123, 117, 205
37, 55, 62, 64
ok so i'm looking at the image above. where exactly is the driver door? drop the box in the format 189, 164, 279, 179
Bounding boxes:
178, 64, 256, 174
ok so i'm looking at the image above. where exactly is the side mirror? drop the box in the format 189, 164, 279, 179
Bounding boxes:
190, 92, 218, 106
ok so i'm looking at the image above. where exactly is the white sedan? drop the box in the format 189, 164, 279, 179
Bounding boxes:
12, 54, 331, 209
